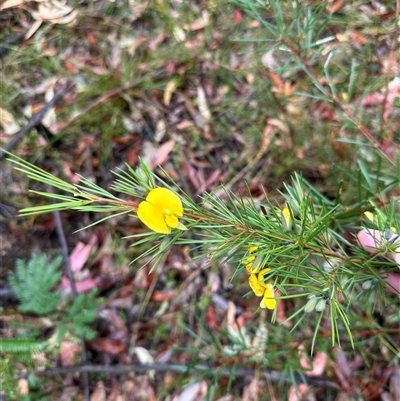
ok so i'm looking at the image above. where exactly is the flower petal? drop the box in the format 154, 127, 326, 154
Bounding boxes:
245, 263, 253, 273
146, 188, 183, 216
249, 274, 265, 296
282, 207, 292, 231
248, 246, 258, 254
137, 201, 170, 234
260, 282, 276, 309
165, 213, 179, 228
257, 268, 271, 282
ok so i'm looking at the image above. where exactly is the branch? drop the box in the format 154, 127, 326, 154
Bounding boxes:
53, 205, 90, 401
31, 362, 341, 389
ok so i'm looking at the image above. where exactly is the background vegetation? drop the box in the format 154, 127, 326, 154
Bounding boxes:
0, 0, 399, 400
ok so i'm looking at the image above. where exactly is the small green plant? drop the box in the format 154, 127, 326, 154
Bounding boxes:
2, 254, 100, 399
8, 254, 62, 315
0, 339, 47, 400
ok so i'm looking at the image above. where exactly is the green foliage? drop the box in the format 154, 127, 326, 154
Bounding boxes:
2, 0, 399, 397
8, 254, 62, 315
7, 153, 399, 355
0, 357, 17, 400
0, 338, 46, 354
3, 255, 100, 398
59, 291, 100, 341
0, 338, 47, 399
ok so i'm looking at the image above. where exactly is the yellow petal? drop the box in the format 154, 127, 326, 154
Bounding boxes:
260, 283, 276, 310
282, 207, 292, 231
249, 274, 265, 296
364, 211, 375, 224
257, 268, 271, 283
165, 213, 179, 228
146, 188, 183, 217
137, 201, 170, 234
248, 246, 258, 254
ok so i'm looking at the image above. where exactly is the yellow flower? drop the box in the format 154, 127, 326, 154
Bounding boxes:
260, 281, 276, 310
243, 246, 259, 273
281, 207, 292, 232
248, 268, 276, 310
364, 211, 375, 224
137, 188, 183, 234
242, 246, 276, 310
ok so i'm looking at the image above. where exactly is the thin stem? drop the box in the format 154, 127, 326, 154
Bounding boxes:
30, 362, 340, 389
53, 208, 90, 401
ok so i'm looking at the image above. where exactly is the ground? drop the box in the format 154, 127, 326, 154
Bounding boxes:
0, 1, 399, 400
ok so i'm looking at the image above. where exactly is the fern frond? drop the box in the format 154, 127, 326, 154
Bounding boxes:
0, 338, 46, 354
8, 254, 62, 315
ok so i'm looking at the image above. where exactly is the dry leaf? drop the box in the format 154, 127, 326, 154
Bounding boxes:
62, 276, 101, 294
172, 381, 208, 401
133, 346, 154, 365
133, 346, 155, 379
0, 0, 26, 10
88, 338, 127, 355
90, 382, 106, 401
17, 378, 29, 395
288, 383, 310, 401
69, 236, 97, 272
152, 139, 175, 167
197, 86, 211, 122
42, 82, 57, 128
60, 341, 81, 366
350, 30, 368, 46
164, 80, 179, 106
25, 19, 43, 40
37, 2, 78, 24
328, 1, 345, 14
0, 107, 20, 135
242, 377, 260, 401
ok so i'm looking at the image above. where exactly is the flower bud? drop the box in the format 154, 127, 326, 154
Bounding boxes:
136, 167, 148, 182
304, 296, 318, 313
281, 207, 292, 232
135, 186, 148, 197
315, 299, 327, 312
362, 280, 373, 290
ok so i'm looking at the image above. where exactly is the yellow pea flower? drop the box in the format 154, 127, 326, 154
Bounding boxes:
248, 273, 265, 296
243, 246, 259, 273
248, 246, 258, 254
137, 188, 184, 234
260, 281, 276, 310
281, 207, 292, 232
248, 268, 276, 310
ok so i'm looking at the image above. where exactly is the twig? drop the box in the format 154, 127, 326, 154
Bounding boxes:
31, 362, 341, 389
0, 80, 73, 159
53, 207, 90, 401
